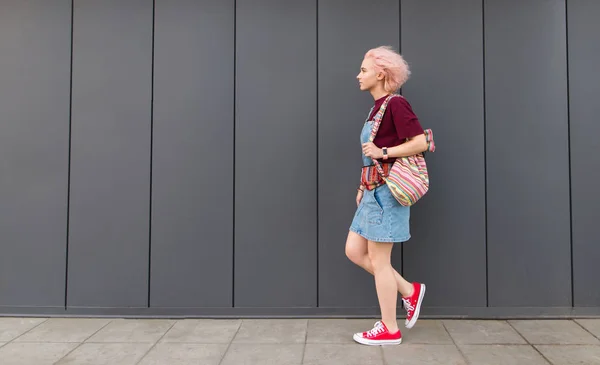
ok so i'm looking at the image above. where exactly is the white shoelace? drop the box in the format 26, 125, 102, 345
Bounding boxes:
402, 298, 415, 313
366, 324, 385, 337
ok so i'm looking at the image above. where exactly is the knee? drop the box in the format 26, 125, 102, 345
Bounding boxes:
345, 244, 364, 265
368, 251, 389, 272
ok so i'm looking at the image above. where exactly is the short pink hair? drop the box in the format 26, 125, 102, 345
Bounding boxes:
364, 46, 411, 92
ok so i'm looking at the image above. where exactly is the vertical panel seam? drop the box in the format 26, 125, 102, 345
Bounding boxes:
65, 0, 75, 310
315, 0, 319, 308
482, 0, 489, 308
565, 0, 574, 307
147, 0, 156, 308
232, 0, 237, 308
399, 0, 404, 278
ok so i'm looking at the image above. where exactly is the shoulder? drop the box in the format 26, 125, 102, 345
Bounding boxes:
389, 95, 412, 108
388, 95, 417, 116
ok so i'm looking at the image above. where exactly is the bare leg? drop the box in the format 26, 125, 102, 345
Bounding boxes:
367, 240, 399, 333
345, 231, 413, 297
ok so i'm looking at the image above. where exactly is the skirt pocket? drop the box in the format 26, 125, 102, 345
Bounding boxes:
365, 192, 384, 225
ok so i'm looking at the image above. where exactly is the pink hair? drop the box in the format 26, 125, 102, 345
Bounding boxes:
364, 46, 411, 92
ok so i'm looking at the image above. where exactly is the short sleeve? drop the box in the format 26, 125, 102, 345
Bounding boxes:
389, 96, 424, 140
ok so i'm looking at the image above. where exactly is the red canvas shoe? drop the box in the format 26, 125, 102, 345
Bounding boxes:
402, 282, 426, 329
353, 321, 402, 346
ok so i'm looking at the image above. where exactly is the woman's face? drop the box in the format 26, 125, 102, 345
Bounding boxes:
356, 57, 381, 91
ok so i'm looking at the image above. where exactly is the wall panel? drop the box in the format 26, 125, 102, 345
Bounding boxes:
485, 0, 571, 306
567, 0, 600, 307
68, 0, 153, 307
235, 0, 317, 307
0, 0, 72, 307
150, 0, 235, 308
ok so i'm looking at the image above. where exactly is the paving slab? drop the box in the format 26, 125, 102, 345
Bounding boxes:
139, 343, 228, 365
160, 319, 241, 343
306, 319, 382, 344
0, 342, 77, 365
85, 319, 174, 343
232, 319, 307, 344
303, 344, 383, 365
443, 320, 526, 345
382, 344, 467, 365
55, 343, 152, 365
509, 320, 600, 345
536, 345, 600, 365
220, 344, 304, 365
403, 320, 453, 344
575, 319, 600, 339
459, 344, 550, 365
14, 318, 111, 343
0, 317, 47, 342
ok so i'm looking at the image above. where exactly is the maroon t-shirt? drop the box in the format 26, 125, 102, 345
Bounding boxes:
367, 95, 424, 163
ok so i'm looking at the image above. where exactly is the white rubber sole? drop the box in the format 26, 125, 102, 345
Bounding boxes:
352, 333, 402, 346
405, 283, 426, 329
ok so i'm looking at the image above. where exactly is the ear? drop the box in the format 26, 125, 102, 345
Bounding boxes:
376, 71, 385, 81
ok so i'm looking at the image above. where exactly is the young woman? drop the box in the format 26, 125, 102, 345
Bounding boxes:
346, 46, 428, 346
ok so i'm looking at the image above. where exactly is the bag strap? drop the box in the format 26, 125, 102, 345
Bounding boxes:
368, 94, 398, 177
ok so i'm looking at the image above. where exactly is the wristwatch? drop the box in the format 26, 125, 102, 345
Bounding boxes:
382, 147, 388, 160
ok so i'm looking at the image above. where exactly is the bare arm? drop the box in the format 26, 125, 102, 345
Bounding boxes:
386, 133, 428, 158
362, 133, 428, 160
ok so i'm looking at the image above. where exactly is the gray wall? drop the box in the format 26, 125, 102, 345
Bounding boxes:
1, 0, 599, 318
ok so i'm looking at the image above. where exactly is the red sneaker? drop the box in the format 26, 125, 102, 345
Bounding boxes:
402, 282, 426, 329
353, 321, 402, 346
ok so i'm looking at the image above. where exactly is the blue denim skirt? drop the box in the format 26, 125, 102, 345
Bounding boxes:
349, 184, 411, 243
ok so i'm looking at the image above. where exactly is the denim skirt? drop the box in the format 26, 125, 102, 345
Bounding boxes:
349, 116, 411, 243
349, 183, 411, 243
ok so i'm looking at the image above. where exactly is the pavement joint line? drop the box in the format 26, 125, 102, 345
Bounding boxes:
133, 320, 177, 365
572, 319, 600, 342
2, 317, 49, 345
441, 319, 472, 365
506, 319, 553, 365
52, 318, 114, 364
216, 318, 243, 365
300, 318, 309, 364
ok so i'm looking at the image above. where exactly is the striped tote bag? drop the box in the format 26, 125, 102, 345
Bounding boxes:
369, 94, 436, 206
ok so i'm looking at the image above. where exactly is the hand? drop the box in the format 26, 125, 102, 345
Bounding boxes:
356, 189, 363, 207
362, 142, 383, 159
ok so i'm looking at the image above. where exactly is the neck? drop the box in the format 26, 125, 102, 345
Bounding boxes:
370, 86, 389, 101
